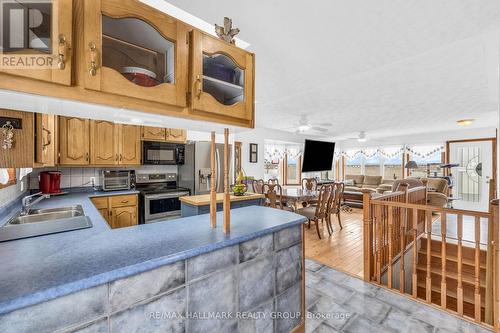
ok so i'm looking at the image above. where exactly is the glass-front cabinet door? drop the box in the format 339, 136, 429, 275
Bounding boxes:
0, 0, 72, 85
190, 30, 254, 122
83, 0, 187, 107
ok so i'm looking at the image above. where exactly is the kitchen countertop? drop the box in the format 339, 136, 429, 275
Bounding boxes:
0, 190, 306, 315
179, 192, 265, 206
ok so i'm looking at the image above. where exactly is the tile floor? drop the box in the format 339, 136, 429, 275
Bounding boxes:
304, 259, 492, 333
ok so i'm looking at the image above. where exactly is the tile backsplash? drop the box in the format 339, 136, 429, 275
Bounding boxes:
29, 165, 177, 190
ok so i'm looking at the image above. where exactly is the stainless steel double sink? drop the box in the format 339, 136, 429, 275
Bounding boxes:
0, 205, 93, 242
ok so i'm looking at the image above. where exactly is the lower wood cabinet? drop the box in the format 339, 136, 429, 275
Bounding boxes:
91, 194, 138, 229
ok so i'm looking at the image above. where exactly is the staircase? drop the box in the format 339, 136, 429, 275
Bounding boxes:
416, 238, 486, 322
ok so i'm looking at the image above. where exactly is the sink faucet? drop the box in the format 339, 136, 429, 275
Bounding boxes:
21, 192, 50, 215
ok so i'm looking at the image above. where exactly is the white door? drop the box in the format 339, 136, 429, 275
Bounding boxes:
449, 140, 493, 212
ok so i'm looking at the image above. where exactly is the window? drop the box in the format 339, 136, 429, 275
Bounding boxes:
409, 146, 443, 178
364, 154, 381, 176
383, 154, 403, 180
345, 153, 362, 176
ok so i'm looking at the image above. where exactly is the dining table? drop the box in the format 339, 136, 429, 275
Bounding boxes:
280, 188, 320, 211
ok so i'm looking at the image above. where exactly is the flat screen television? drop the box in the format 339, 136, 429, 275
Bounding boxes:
301, 139, 335, 172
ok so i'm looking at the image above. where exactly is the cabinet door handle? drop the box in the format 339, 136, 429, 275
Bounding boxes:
57, 35, 68, 70
88, 42, 98, 76
121, 200, 129, 204
42, 127, 51, 151
116, 154, 119, 162
120, 154, 122, 162
195, 74, 202, 98
86, 152, 89, 161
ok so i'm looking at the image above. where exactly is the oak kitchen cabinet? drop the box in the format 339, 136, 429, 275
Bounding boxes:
189, 30, 255, 123
0, 110, 57, 168
58, 116, 90, 165
0, 0, 73, 86
91, 194, 138, 229
83, 0, 188, 107
141, 126, 186, 143
0, 0, 255, 128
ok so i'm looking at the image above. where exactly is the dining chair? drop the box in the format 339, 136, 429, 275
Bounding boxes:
252, 179, 265, 194
268, 178, 279, 185
296, 184, 333, 239
262, 183, 293, 211
301, 177, 318, 207
325, 183, 343, 233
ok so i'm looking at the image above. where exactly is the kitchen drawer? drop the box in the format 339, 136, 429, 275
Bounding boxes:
110, 194, 137, 208
91, 197, 108, 209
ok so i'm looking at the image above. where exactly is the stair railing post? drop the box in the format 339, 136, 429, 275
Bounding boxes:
362, 189, 374, 282
487, 198, 499, 327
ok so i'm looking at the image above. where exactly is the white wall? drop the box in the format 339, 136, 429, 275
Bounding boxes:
234, 127, 329, 179
0, 170, 28, 208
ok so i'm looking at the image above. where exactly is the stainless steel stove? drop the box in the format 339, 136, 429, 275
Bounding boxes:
136, 173, 190, 223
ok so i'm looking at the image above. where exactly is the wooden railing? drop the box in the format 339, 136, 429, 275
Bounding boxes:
363, 184, 499, 328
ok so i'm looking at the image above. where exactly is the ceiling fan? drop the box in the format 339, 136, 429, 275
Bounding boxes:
287, 115, 332, 133
344, 131, 368, 142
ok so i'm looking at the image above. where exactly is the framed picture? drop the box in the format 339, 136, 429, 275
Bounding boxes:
249, 143, 258, 163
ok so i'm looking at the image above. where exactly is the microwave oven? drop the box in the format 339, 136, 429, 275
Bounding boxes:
142, 141, 185, 165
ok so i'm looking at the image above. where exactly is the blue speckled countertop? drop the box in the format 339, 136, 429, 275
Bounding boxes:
0, 190, 306, 315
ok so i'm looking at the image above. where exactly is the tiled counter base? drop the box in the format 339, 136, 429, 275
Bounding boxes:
0, 225, 304, 333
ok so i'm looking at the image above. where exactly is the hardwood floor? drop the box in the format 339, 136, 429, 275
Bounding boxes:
304, 208, 364, 278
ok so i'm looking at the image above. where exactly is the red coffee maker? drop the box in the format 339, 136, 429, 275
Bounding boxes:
39, 171, 62, 194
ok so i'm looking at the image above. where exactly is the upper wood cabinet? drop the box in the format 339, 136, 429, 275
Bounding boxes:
0, 0, 73, 86
142, 126, 166, 141
35, 114, 57, 167
118, 124, 141, 165
89, 121, 141, 165
58, 117, 90, 165
141, 126, 186, 143
189, 30, 255, 122
90, 120, 117, 165
83, 0, 188, 107
166, 128, 186, 143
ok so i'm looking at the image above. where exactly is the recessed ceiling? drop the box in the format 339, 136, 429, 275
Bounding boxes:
165, 0, 500, 138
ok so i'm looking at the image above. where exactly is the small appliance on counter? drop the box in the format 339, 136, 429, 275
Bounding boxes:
39, 171, 62, 194
101, 170, 135, 191
136, 173, 190, 223
142, 141, 185, 165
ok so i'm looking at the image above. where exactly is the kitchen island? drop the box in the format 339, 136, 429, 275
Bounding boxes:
180, 192, 265, 217
0, 191, 306, 333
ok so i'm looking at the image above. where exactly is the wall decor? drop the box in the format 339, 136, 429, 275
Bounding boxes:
215, 17, 240, 44
249, 143, 258, 163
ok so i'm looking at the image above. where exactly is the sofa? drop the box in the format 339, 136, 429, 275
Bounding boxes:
374, 177, 449, 207
344, 175, 388, 193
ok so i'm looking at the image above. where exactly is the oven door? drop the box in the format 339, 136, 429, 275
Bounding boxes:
144, 191, 189, 222
143, 142, 177, 165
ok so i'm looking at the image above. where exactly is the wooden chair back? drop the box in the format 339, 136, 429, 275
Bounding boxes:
263, 183, 283, 209
302, 178, 318, 191
268, 178, 279, 185
333, 182, 345, 212
252, 179, 265, 194
314, 184, 333, 220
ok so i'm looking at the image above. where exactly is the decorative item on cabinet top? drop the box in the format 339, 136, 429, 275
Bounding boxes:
215, 17, 240, 44
0, 0, 255, 129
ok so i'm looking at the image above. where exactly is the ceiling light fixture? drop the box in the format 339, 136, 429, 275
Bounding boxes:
357, 137, 367, 142
457, 119, 475, 126
298, 125, 311, 132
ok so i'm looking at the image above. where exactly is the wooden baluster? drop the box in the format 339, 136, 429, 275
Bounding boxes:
440, 213, 447, 309
457, 214, 463, 315
412, 208, 418, 298
485, 199, 496, 325
426, 210, 432, 303
399, 205, 406, 293
474, 215, 481, 322
209, 131, 216, 228
376, 205, 382, 284
387, 206, 394, 289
